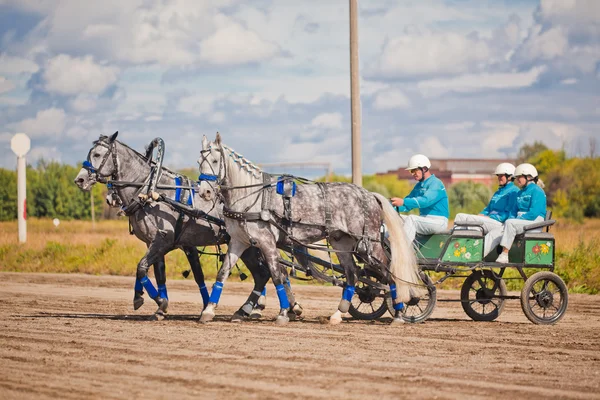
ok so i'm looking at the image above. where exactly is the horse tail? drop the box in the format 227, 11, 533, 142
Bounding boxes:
372, 192, 424, 302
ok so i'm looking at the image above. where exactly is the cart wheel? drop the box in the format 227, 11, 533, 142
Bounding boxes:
348, 274, 388, 320
386, 272, 437, 323
460, 270, 507, 321
520, 271, 568, 325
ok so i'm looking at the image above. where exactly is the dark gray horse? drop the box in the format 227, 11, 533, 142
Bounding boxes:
74, 132, 299, 320
196, 133, 424, 325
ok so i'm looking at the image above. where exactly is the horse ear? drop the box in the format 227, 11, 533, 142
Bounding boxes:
109, 131, 118, 142
215, 132, 221, 145
202, 135, 208, 150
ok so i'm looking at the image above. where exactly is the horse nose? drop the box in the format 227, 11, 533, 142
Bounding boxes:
75, 177, 85, 185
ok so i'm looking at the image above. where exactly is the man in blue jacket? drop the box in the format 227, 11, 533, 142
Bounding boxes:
454, 163, 519, 256
391, 154, 449, 245
495, 163, 547, 263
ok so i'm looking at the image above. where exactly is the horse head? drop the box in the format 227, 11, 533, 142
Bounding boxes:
74, 131, 119, 190
197, 133, 224, 201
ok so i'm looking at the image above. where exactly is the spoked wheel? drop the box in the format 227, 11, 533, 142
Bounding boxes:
386, 271, 437, 323
348, 273, 388, 320
520, 271, 568, 325
460, 270, 507, 321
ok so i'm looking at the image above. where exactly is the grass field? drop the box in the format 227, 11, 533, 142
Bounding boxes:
0, 217, 599, 293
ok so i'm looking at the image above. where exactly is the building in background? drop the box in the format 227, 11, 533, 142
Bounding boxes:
378, 159, 517, 186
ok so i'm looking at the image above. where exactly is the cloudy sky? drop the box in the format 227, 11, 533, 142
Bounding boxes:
0, 0, 599, 176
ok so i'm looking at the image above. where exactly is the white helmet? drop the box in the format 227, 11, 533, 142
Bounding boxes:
514, 163, 538, 178
405, 154, 431, 170
494, 162, 515, 176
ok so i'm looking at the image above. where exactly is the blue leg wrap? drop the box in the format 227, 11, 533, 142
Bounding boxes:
209, 282, 224, 304
275, 284, 290, 309
199, 284, 210, 305
158, 284, 168, 300
261, 287, 267, 296
342, 285, 355, 302
389, 284, 404, 311
140, 276, 159, 299
134, 278, 143, 293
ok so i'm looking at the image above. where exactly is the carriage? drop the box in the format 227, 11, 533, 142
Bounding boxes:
76, 133, 569, 325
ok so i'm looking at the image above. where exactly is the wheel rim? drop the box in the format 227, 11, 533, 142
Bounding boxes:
349, 274, 387, 320
527, 278, 564, 321
461, 270, 506, 321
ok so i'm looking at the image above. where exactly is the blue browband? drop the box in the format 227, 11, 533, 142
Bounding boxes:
198, 173, 218, 182
82, 160, 96, 173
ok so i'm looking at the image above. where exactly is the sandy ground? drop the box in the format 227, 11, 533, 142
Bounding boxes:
0, 272, 599, 400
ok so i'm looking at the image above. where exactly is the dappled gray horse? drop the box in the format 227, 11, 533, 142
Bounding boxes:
197, 133, 424, 325
74, 132, 295, 320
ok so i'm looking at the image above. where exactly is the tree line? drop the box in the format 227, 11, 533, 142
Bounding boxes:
0, 143, 598, 222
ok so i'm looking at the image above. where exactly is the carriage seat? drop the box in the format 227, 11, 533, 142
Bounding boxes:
520, 210, 555, 239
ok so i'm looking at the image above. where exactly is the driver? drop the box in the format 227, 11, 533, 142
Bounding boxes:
391, 154, 449, 245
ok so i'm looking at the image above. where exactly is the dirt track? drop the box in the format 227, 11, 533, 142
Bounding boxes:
1, 272, 599, 400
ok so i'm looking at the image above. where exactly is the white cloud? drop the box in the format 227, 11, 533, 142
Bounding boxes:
372, 89, 411, 110
199, 14, 280, 65
177, 94, 215, 116
43, 55, 119, 95
310, 112, 343, 130
70, 94, 98, 113
417, 66, 546, 97
0, 55, 39, 75
0, 76, 15, 93
13, 108, 67, 138
418, 136, 450, 158
369, 31, 491, 79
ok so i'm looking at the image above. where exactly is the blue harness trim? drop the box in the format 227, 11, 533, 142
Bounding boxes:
209, 281, 224, 304
82, 160, 96, 173
187, 188, 195, 206
198, 173, 218, 182
140, 276, 159, 299
174, 177, 182, 202
199, 284, 210, 306
261, 287, 267, 296
342, 285, 356, 302
276, 179, 297, 197
275, 284, 290, 309
389, 284, 404, 311
134, 278, 143, 293
158, 284, 168, 300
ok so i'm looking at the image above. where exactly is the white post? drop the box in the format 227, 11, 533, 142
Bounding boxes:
349, 0, 362, 187
17, 155, 27, 243
11, 133, 31, 244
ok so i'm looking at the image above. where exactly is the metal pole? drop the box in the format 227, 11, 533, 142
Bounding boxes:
349, 0, 362, 186
90, 190, 96, 229
17, 155, 26, 243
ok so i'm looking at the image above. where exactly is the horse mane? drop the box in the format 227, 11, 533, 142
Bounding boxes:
221, 144, 263, 179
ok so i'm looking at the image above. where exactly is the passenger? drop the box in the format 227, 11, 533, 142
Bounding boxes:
391, 154, 449, 245
494, 163, 547, 263
454, 163, 519, 256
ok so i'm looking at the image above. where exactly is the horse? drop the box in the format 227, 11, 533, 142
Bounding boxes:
196, 133, 424, 325
74, 132, 300, 320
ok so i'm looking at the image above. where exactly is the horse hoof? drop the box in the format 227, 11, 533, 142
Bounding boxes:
292, 302, 303, 317
200, 310, 215, 322
329, 316, 343, 325
248, 309, 262, 319
133, 297, 144, 310
231, 311, 247, 323
275, 315, 289, 325
156, 298, 169, 314
149, 311, 165, 321
391, 317, 405, 325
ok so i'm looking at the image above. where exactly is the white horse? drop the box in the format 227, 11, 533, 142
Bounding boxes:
196, 133, 424, 325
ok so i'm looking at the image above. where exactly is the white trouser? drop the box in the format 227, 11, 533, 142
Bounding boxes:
454, 214, 505, 256
400, 215, 448, 245
454, 213, 503, 234
499, 216, 544, 250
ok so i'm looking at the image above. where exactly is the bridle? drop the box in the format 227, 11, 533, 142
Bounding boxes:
82, 138, 119, 185
198, 144, 227, 196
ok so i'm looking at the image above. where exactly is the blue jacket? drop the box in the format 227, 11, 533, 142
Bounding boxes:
481, 182, 520, 223
509, 182, 547, 220
397, 174, 449, 218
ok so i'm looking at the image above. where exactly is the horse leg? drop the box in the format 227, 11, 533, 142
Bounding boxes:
136, 243, 169, 320
232, 248, 270, 322
257, 243, 291, 325
372, 242, 405, 324
133, 277, 144, 310
153, 256, 169, 318
200, 239, 248, 323
183, 246, 210, 309
329, 238, 358, 325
